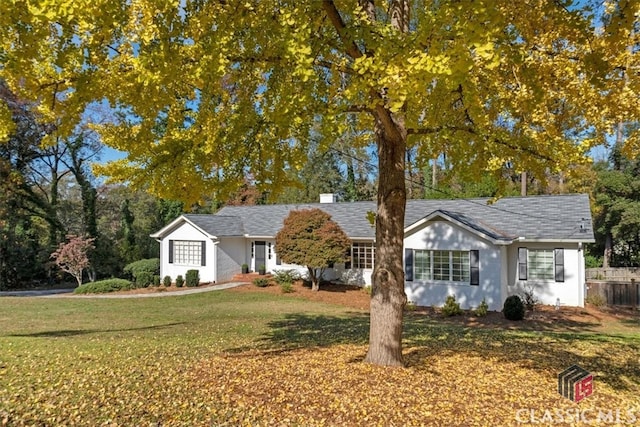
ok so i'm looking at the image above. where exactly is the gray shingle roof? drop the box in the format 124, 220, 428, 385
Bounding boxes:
182, 214, 245, 237
211, 194, 594, 242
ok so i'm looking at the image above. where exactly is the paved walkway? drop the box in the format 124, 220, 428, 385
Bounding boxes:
0, 282, 247, 299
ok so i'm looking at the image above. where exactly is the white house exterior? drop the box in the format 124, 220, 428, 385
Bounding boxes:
151, 194, 594, 311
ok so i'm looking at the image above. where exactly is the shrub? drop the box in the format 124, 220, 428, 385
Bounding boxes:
503, 295, 525, 320
273, 269, 300, 286
586, 293, 606, 307
280, 282, 294, 293
253, 277, 270, 287
474, 298, 489, 317
442, 295, 463, 317
186, 269, 200, 287
74, 279, 132, 294
175, 275, 184, 288
162, 275, 172, 287
152, 275, 161, 287
585, 254, 602, 268
123, 258, 160, 281
136, 271, 153, 288
405, 301, 417, 311
520, 285, 538, 311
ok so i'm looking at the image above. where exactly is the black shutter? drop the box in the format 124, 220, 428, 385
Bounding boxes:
201, 241, 206, 266
554, 248, 564, 282
470, 250, 479, 286
518, 248, 527, 280
169, 240, 174, 264
405, 248, 413, 282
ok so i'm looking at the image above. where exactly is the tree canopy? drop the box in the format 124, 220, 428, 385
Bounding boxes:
1, 0, 639, 365
275, 208, 351, 291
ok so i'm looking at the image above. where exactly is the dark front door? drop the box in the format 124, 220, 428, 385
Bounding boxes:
255, 241, 266, 270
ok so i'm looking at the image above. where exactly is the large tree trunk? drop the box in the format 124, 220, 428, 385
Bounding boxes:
364, 114, 407, 366
363, 0, 409, 367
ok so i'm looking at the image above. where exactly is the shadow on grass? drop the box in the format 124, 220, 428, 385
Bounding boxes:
230, 311, 640, 392
7, 322, 186, 338
228, 312, 370, 354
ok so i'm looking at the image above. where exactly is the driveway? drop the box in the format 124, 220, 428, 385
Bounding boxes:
0, 282, 247, 298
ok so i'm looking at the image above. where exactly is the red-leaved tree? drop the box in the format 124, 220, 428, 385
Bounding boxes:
50, 235, 95, 287
275, 209, 351, 291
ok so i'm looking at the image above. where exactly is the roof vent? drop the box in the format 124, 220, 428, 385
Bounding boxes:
579, 218, 588, 233
320, 193, 337, 204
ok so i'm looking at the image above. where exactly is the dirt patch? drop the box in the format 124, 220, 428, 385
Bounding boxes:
228, 280, 372, 311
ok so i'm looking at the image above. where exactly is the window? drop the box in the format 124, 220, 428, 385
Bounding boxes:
528, 249, 554, 280
410, 250, 471, 282
170, 240, 205, 266
518, 248, 564, 282
414, 250, 431, 280
352, 242, 375, 269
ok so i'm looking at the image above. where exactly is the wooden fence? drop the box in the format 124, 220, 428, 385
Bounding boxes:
587, 279, 639, 309
586, 268, 640, 282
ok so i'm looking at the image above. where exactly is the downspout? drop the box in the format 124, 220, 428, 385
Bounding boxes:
578, 242, 584, 307
155, 238, 162, 280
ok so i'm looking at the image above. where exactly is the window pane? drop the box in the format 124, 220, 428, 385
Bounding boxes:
414, 250, 431, 280
528, 249, 554, 280
433, 250, 449, 281
352, 242, 375, 269
451, 251, 470, 282
173, 241, 202, 266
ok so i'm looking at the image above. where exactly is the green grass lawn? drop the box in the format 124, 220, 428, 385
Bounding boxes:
1, 291, 639, 426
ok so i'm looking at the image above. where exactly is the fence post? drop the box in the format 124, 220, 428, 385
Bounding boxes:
633, 278, 637, 311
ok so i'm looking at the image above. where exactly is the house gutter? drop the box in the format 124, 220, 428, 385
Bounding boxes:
515, 238, 596, 244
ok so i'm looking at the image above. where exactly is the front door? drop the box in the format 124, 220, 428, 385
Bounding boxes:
254, 241, 266, 271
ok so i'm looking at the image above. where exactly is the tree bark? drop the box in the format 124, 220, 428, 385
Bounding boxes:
364, 114, 407, 366
308, 266, 320, 291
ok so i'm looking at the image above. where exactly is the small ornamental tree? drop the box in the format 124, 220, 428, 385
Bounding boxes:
50, 235, 96, 287
275, 209, 351, 291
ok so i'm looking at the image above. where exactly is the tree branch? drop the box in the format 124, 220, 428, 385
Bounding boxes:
407, 125, 554, 162
322, 0, 364, 60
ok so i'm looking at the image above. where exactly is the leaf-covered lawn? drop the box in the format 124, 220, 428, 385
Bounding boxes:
0, 292, 638, 426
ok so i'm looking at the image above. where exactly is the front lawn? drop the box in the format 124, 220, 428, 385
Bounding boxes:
0, 290, 638, 426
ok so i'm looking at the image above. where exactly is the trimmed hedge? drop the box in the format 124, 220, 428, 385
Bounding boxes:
123, 258, 160, 281
73, 279, 132, 294
503, 295, 525, 320
136, 271, 153, 288
186, 270, 200, 287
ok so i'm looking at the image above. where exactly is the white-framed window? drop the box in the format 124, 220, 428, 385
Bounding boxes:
528, 249, 554, 280
170, 240, 204, 266
352, 242, 375, 269
412, 250, 470, 282
519, 248, 561, 281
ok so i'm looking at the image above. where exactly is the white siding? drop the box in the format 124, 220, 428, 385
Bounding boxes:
159, 222, 216, 283
507, 243, 584, 307
216, 237, 245, 282
404, 221, 503, 311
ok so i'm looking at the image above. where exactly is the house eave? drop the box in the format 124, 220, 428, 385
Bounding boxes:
516, 238, 596, 244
